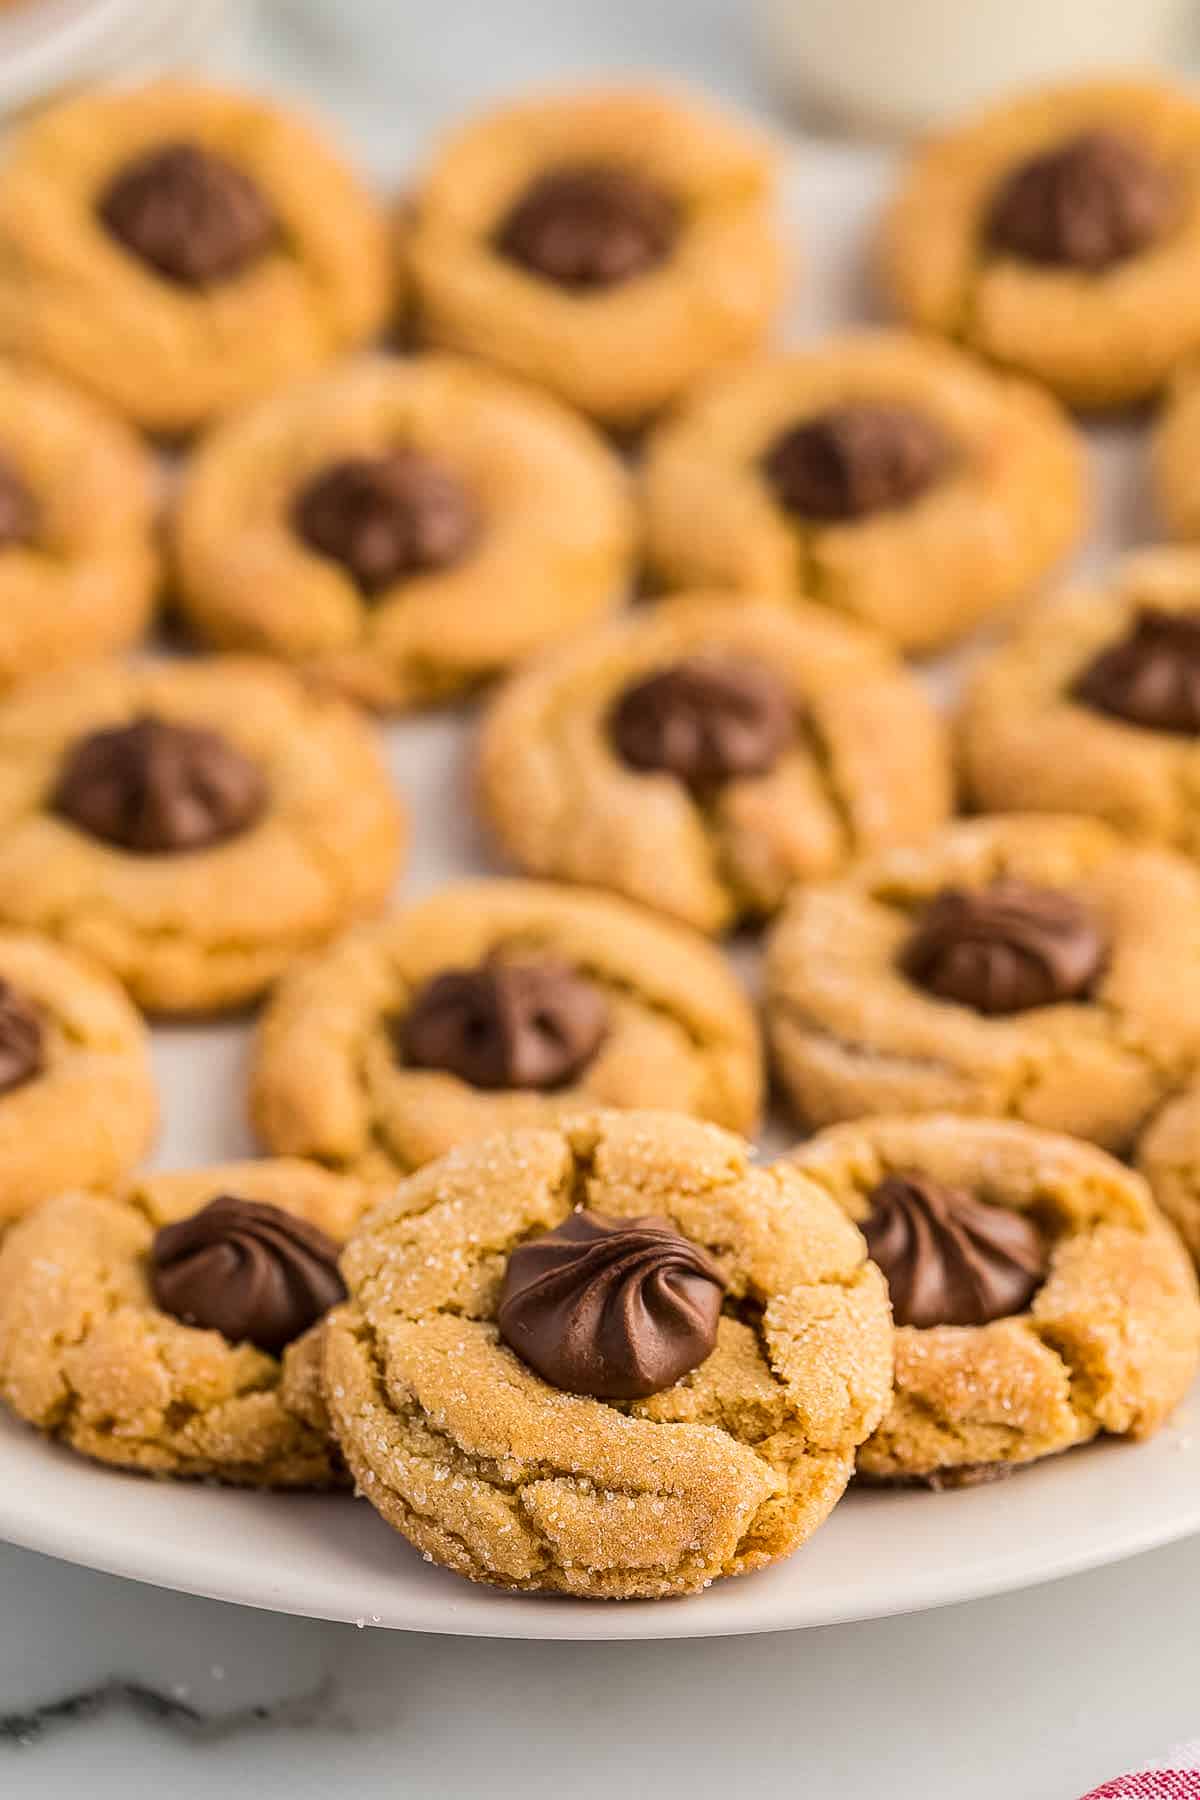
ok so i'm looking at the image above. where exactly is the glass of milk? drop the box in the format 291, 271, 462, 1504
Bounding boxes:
752, 0, 1195, 136
0, 0, 234, 122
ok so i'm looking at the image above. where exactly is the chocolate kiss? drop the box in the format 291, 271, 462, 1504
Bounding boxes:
864, 1172, 1046, 1328
497, 1209, 724, 1399
151, 1195, 346, 1354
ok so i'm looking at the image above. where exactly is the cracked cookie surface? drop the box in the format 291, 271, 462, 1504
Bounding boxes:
0, 657, 405, 1013
880, 77, 1200, 409
251, 879, 764, 1178
0, 362, 158, 691
765, 815, 1200, 1150
172, 354, 634, 711
323, 1110, 892, 1596
0, 930, 156, 1226
790, 1115, 1200, 1483
0, 1159, 388, 1485
961, 548, 1200, 855
0, 81, 391, 432
408, 85, 784, 427
641, 332, 1083, 655
477, 594, 952, 934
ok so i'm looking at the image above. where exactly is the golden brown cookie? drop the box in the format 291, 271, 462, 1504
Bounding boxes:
250, 879, 764, 1179
1138, 1081, 1200, 1268
0, 361, 158, 691
641, 331, 1084, 654
0, 1159, 387, 1486
0, 656, 405, 1014
960, 548, 1200, 852
171, 354, 634, 711
477, 594, 953, 934
765, 815, 1200, 1151
0, 81, 391, 433
1153, 364, 1200, 539
0, 930, 156, 1227
880, 77, 1200, 409
323, 1109, 892, 1596
408, 85, 784, 428
790, 1115, 1200, 1484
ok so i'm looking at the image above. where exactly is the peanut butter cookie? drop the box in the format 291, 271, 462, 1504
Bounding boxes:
0, 81, 391, 433
1153, 364, 1200, 540
0, 1159, 387, 1485
408, 85, 784, 428
477, 595, 952, 934
323, 1110, 892, 1596
0, 930, 155, 1227
251, 879, 763, 1179
961, 548, 1200, 852
641, 332, 1083, 654
880, 77, 1200, 409
0, 657, 404, 1013
765, 815, 1200, 1151
0, 361, 158, 691
172, 354, 634, 710
1138, 1081, 1200, 1267
791, 1116, 1200, 1485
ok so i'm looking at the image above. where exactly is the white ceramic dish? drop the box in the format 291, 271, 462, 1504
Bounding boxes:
1, 1386, 1197, 1641
0, 714, 1195, 1641
0, 105, 1186, 1637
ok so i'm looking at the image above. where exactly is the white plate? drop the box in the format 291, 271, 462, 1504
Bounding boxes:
0, 106, 1187, 1637
0, 715, 1196, 1640
1, 1393, 1198, 1641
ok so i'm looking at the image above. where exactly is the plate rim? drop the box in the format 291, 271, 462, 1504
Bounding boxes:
2, 1410, 1198, 1640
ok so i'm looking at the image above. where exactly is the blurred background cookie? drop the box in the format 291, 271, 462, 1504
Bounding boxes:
0, 79, 391, 432
961, 548, 1200, 850
0, 360, 158, 691
0, 656, 405, 1012
880, 76, 1200, 409
641, 331, 1084, 654
251, 878, 764, 1177
0, 929, 156, 1226
765, 814, 1200, 1150
173, 353, 634, 710
478, 593, 952, 933
408, 84, 784, 427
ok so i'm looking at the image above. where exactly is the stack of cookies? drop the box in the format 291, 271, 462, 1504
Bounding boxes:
0, 67, 1199, 1602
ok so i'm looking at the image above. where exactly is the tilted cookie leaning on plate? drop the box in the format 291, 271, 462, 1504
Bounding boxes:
0, 1160, 389, 1485
322, 1110, 893, 1597
789, 1116, 1200, 1488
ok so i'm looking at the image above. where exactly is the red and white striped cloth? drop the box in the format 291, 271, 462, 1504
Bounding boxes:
1081, 1746, 1200, 1798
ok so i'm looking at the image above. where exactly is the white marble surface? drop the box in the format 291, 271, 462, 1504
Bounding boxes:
5, 1532, 1200, 1795
1, 3, 1195, 1794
